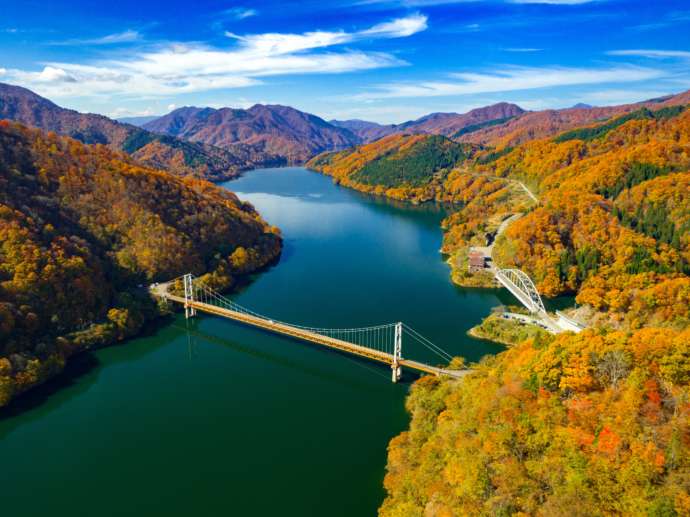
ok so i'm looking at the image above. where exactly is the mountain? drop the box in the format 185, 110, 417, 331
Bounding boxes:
0, 83, 283, 181
0, 120, 282, 407
380, 103, 690, 517
571, 103, 594, 109
330, 103, 526, 143
308, 133, 474, 200
400, 102, 526, 137
329, 119, 398, 142
143, 104, 360, 163
116, 115, 160, 127
456, 89, 690, 147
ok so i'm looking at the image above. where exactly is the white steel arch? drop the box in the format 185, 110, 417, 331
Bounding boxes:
494, 268, 546, 314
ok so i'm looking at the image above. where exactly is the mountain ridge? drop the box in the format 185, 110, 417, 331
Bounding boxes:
144, 103, 359, 163
0, 83, 283, 181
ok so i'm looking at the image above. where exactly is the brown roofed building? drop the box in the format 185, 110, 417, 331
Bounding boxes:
469, 251, 487, 273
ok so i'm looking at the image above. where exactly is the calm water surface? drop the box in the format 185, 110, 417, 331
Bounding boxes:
1, 167, 508, 516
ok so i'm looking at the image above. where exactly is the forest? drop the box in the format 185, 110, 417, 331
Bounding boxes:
310, 101, 690, 516
381, 325, 690, 516
0, 121, 282, 406
383, 106, 690, 516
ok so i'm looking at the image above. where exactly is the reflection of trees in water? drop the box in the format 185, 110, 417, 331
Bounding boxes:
0, 353, 100, 439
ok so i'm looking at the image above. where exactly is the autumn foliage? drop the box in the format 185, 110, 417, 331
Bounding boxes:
331, 104, 690, 515
381, 327, 690, 516
0, 122, 281, 406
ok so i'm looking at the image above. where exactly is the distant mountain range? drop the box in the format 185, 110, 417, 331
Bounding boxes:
143, 104, 359, 163
330, 103, 525, 143
0, 83, 283, 181
4, 81, 690, 183
455, 90, 690, 147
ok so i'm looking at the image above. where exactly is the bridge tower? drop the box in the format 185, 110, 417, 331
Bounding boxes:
183, 273, 196, 319
392, 322, 402, 382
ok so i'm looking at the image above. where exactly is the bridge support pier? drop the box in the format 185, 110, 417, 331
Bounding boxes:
391, 364, 402, 383
392, 322, 402, 383
183, 274, 196, 319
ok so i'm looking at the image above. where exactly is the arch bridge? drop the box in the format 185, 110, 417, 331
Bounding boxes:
494, 268, 547, 314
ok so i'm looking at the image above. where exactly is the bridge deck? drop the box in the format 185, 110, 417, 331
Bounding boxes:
163, 294, 467, 379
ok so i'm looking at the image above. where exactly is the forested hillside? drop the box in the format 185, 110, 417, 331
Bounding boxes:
381, 324, 690, 516
308, 98, 690, 516
379, 106, 690, 516
0, 83, 283, 181
308, 133, 474, 201
0, 121, 281, 406
481, 106, 690, 330
308, 133, 533, 288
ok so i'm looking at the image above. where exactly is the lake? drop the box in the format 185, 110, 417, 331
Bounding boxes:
0, 167, 508, 516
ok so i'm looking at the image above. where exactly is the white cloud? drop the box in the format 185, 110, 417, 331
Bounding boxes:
360, 13, 428, 37
354, 65, 664, 100
511, 0, 598, 4
0, 68, 6, 76
356, 0, 600, 5
225, 12, 426, 55
51, 30, 142, 46
167, 103, 176, 111
109, 106, 157, 118
578, 88, 671, 105
222, 7, 258, 20
4, 14, 425, 100
90, 30, 142, 44
607, 49, 690, 59
503, 47, 543, 52
37, 66, 77, 83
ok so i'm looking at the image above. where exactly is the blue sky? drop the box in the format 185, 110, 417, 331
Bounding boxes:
1, 0, 689, 123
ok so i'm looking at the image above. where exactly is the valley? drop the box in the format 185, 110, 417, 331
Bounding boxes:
1, 77, 689, 516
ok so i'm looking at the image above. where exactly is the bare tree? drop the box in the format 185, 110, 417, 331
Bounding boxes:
595, 350, 630, 388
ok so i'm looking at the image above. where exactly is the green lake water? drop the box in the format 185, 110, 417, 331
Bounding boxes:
1, 167, 510, 516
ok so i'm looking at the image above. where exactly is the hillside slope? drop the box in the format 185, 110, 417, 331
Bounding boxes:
144, 104, 359, 163
378, 102, 690, 517
0, 83, 283, 181
308, 133, 476, 201
458, 90, 690, 147
0, 121, 281, 406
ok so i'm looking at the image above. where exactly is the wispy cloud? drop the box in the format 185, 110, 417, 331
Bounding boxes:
51, 29, 142, 46
224, 12, 427, 54
607, 49, 690, 59
578, 88, 672, 105
221, 7, 258, 20
353, 65, 663, 100
510, 0, 600, 4
3, 14, 427, 99
628, 10, 690, 31
503, 47, 543, 52
355, 0, 601, 6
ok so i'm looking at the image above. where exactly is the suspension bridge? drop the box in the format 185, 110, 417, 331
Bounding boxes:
152, 274, 470, 382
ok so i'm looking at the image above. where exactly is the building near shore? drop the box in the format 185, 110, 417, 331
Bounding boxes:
468, 251, 487, 273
